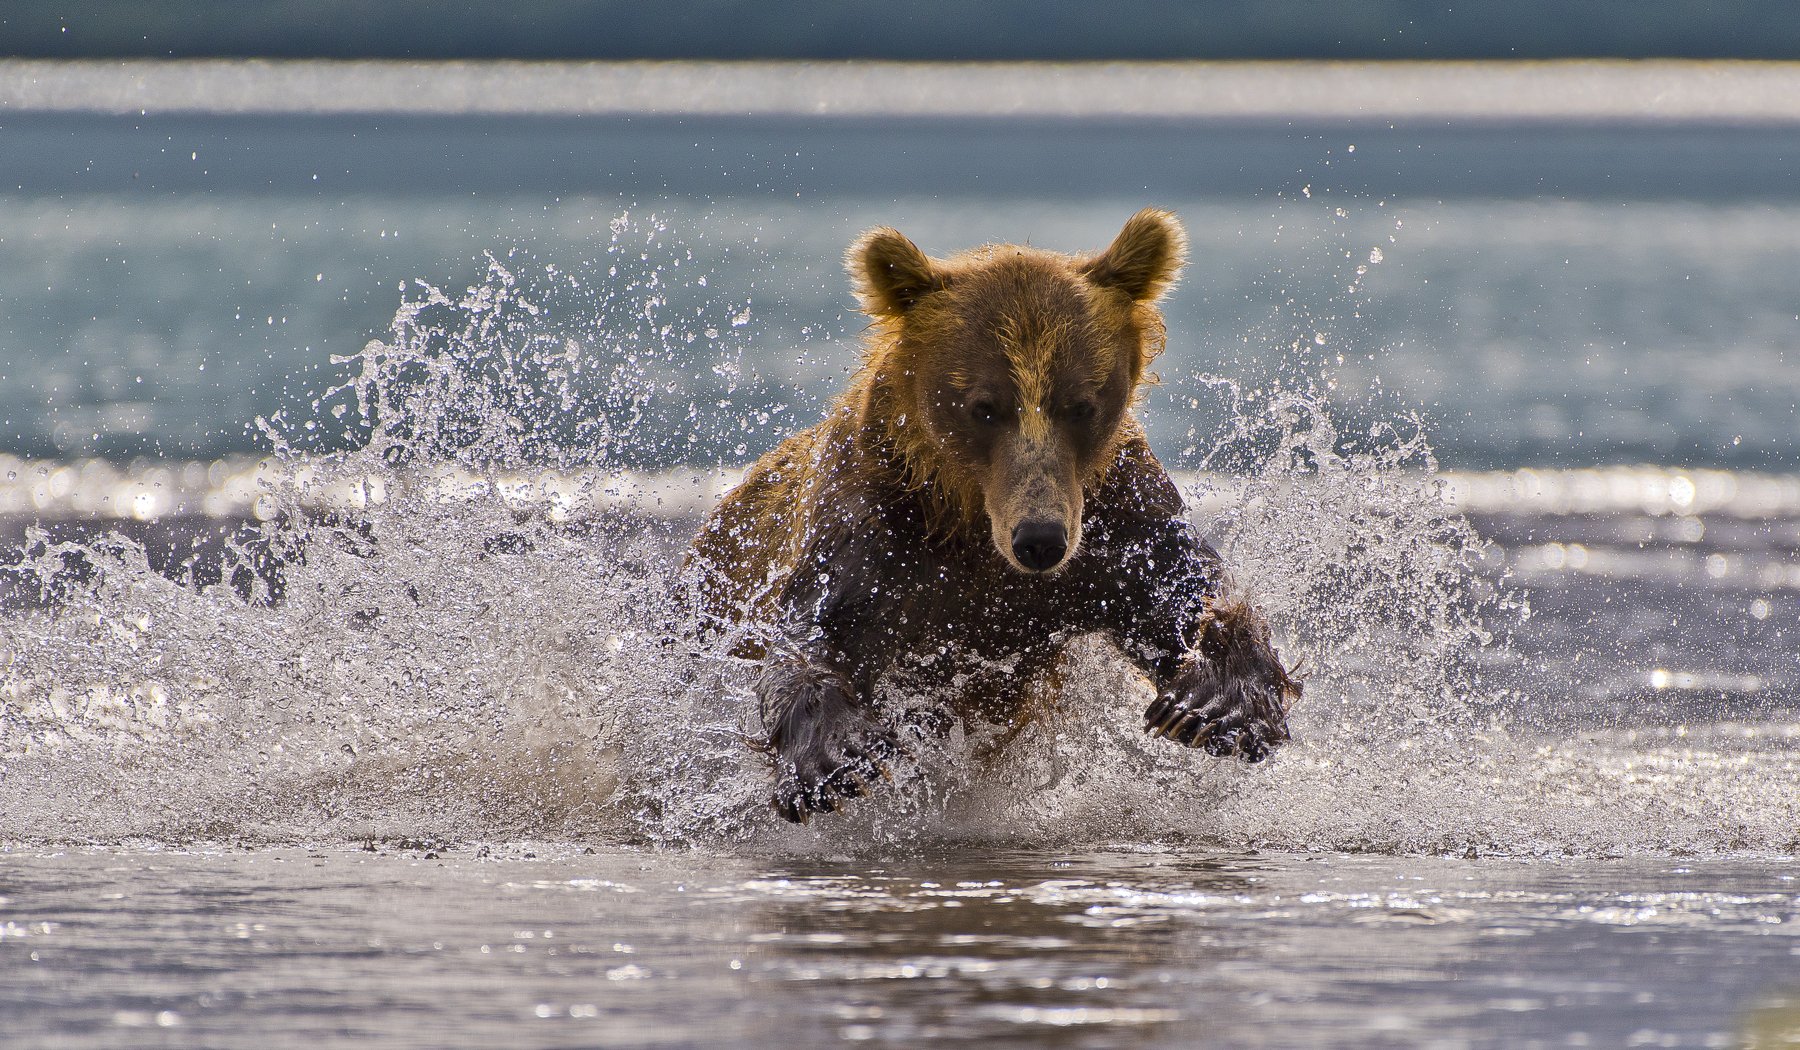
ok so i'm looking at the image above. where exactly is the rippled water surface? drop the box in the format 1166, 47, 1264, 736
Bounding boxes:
4, 847, 1797, 1049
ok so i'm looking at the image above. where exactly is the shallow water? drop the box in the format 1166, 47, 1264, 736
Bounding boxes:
3, 846, 1797, 1049
5, 76, 1800, 1048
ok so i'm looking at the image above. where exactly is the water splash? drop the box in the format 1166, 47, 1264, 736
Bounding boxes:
2, 219, 757, 846
3, 212, 1792, 857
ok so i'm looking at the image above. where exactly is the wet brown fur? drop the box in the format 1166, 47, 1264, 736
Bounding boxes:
684, 210, 1298, 822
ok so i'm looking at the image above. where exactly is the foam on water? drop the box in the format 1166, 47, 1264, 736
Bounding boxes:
1, 214, 1795, 857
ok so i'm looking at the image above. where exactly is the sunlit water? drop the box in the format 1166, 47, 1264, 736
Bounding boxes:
3, 846, 1797, 1049
3, 108, 1799, 1046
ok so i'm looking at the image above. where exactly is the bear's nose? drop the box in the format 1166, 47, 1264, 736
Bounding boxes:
1011, 520, 1068, 573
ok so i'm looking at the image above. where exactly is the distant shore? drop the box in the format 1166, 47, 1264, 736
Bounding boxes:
5, 59, 1800, 124
6, 457, 1797, 523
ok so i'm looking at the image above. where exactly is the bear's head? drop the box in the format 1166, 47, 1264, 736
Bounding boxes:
847, 209, 1187, 575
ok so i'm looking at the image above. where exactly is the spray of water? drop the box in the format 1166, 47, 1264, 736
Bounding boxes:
1, 220, 752, 846
3, 212, 1789, 857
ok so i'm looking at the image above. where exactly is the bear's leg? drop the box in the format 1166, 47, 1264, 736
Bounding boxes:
1143, 599, 1296, 761
758, 655, 902, 823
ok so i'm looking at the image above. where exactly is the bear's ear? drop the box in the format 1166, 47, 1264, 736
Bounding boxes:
847, 227, 944, 316
1082, 208, 1188, 303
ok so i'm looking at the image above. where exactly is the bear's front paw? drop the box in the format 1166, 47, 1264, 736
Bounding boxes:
772, 719, 902, 824
1145, 658, 1293, 762
760, 660, 904, 823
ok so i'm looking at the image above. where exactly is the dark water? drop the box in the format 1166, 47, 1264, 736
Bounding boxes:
3, 88, 1800, 1048
3, 847, 1797, 1049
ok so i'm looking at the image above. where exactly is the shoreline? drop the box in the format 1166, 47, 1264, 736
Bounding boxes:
5, 58, 1800, 125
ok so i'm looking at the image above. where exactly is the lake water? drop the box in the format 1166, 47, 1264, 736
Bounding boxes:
3, 73, 1800, 1047
3, 847, 1797, 1049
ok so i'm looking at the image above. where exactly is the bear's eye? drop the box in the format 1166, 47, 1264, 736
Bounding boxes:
1064, 400, 1097, 423
969, 400, 1002, 425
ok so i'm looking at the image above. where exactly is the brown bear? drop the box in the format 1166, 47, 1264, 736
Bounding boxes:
686, 209, 1298, 822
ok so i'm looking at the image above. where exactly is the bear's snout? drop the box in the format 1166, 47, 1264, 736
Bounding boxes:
1010, 520, 1068, 573
983, 431, 1084, 575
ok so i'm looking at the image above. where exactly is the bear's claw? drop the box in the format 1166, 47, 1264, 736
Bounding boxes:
772, 729, 901, 823
1146, 661, 1292, 762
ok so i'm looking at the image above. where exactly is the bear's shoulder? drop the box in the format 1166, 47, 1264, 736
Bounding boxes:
1092, 434, 1185, 523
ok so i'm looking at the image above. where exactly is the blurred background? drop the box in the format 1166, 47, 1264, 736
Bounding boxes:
8, 1, 1800, 59
2, 3, 1797, 474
